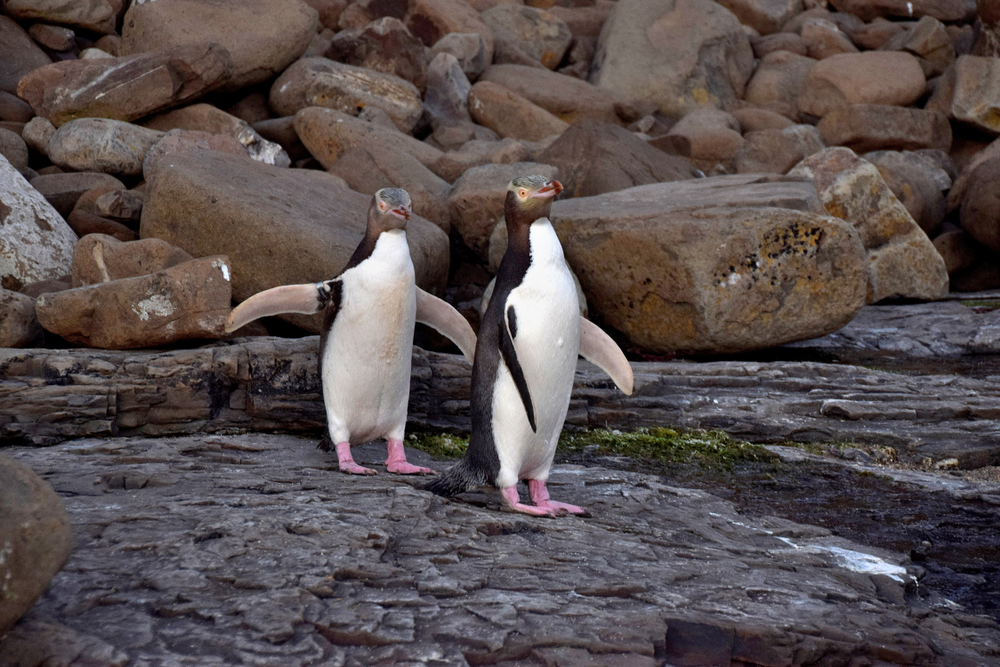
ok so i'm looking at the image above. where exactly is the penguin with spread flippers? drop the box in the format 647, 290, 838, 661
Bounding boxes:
225, 188, 477, 476
424, 176, 633, 516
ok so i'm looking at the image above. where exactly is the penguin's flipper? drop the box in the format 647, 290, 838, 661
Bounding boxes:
415, 287, 477, 363
225, 281, 334, 333
579, 317, 634, 395
499, 305, 536, 432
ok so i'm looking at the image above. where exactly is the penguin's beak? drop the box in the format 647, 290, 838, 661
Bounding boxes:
532, 180, 563, 198
390, 206, 411, 221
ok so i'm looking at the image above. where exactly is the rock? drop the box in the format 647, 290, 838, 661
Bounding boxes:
481, 5, 572, 70
932, 228, 979, 274
301, 0, 347, 30
885, 15, 955, 78
549, 174, 866, 354
0, 289, 41, 347
96, 189, 144, 222
403, 0, 495, 64
326, 17, 429, 93
0, 619, 128, 667
121, 0, 318, 92
960, 157, 1000, 254
448, 161, 558, 260
480, 64, 638, 127
252, 116, 310, 162
817, 105, 951, 154
225, 92, 271, 126
591, 0, 754, 121
744, 50, 817, 122
35, 255, 232, 349
0, 129, 29, 174
4, 0, 118, 33
327, 142, 452, 232
789, 147, 949, 303
716, 0, 803, 35
827, 0, 973, 22
71, 234, 194, 288
79, 46, 113, 60
0, 92, 34, 124
16, 44, 233, 128
66, 209, 137, 243
142, 129, 249, 179
47, 118, 163, 177
852, 16, 907, 49
654, 108, 744, 169
0, 17, 51, 96
935, 56, 1000, 135
28, 23, 76, 52
538, 119, 696, 198
548, 2, 615, 38
0, 456, 73, 636
0, 156, 78, 292
797, 51, 925, 118
781, 123, 826, 159
21, 117, 55, 155
294, 106, 443, 169
270, 58, 423, 134
430, 138, 529, 183
801, 18, 859, 59
735, 128, 805, 174
751, 31, 809, 57
467, 81, 570, 142
863, 150, 950, 235
430, 32, 489, 80
423, 53, 472, 127
731, 107, 796, 132
28, 171, 124, 218
140, 151, 449, 333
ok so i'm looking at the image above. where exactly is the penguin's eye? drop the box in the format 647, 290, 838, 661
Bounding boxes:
378, 200, 387, 212
518, 189, 528, 198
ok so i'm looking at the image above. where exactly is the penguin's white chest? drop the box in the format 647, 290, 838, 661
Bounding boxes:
321, 231, 416, 444
493, 220, 580, 487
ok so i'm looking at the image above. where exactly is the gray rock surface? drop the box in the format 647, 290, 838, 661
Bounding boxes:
2, 433, 998, 666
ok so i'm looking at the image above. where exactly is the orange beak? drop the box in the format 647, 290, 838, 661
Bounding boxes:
390, 206, 410, 221
532, 180, 563, 198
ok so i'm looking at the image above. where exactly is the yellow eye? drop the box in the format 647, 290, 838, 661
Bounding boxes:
378, 201, 387, 211
518, 189, 528, 198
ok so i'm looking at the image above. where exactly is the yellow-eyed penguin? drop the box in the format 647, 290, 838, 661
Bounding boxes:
425, 176, 633, 516
225, 188, 477, 476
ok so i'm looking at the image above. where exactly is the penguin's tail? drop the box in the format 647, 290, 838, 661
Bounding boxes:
423, 460, 483, 497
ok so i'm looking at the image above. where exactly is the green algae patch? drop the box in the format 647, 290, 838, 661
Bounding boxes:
559, 427, 770, 469
407, 432, 469, 459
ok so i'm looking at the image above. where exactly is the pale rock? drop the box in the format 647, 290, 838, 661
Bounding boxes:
21, 117, 55, 155
467, 81, 570, 142
481, 4, 572, 70
142, 129, 249, 180
424, 53, 473, 126
862, 149, 950, 235
797, 51, 925, 118
430, 32, 490, 80
0, 289, 41, 347
744, 50, 817, 122
47, 118, 163, 177
735, 129, 804, 174
816, 104, 951, 154
0, 16, 51, 95
71, 234, 193, 288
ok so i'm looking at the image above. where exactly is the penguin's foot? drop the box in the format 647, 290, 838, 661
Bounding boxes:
528, 479, 589, 516
501, 486, 565, 517
336, 441, 377, 475
385, 440, 436, 475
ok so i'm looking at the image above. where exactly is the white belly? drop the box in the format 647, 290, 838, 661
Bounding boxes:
492, 220, 580, 488
321, 231, 416, 445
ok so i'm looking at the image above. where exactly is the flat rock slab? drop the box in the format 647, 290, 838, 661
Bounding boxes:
3, 433, 999, 666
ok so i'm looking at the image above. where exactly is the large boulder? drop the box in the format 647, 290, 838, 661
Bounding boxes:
744, 50, 817, 122
591, 0, 754, 121
789, 147, 949, 303
120, 0, 319, 91
930, 56, 1000, 136
537, 119, 697, 198
16, 44, 232, 128
4, 0, 118, 34
0, 455, 74, 636
327, 17, 428, 93
467, 81, 570, 142
0, 156, 78, 292
960, 157, 1000, 254
797, 52, 925, 118
550, 174, 867, 355
47, 119, 164, 177
480, 4, 572, 70
140, 151, 449, 333
71, 234, 194, 288
0, 16, 51, 95
816, 105, 951, 154
827, 0, 973, 22
0, 289, 41, 347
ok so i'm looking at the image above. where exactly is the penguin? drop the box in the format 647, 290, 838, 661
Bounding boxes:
225, 188, 477, 476
424, 176, 633, 516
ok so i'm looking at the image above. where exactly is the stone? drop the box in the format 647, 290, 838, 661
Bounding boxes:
0, 289, 41, 347
404, 0, 495, 64
35, 255, 232, 349
121, 0, 317, 91
932, 228, 978, 274
591, 0, 754, 121
96, 189, 144, 222
887, 15, 955, 78
140, 151, 449, 333
481, 5, 572, 70
327, 142, 452, 232
0, 92, 34, 124
960, 157, 1000, 254
480, 64, 638, 127
326, 17, 429, 93
863, 150, 950, 235
301, 0, 347, 30
430, 138, 529, 183
827, 0, 973, 22
71, 234, 194, 288
801, 18, 859, 59
4, 0, 118, 34
28, 23, 75, 52
252, 116, 309, 162
467, 81, 570, 142
789, 147, 949, 303
28, 171, 124, 218
548, 2, 615, 38
0, 456, 73, 636
797, 51, 925, 118
0, 156, 78, 293
939, 56, 1000, 135
294, 106, 443, 170
654, 108, 744, 168
0, 129, 29, 174
550, 174, 866, 354
716, 0, 802, 35
751, 31, 808, 57
93, 34, 121, 55
66, 209, 137, 243
225, 92, 271, 126
142, 129, 249, 179
744, 50, 817, 122
852, 17, 906, 49
731, 107, 795, 132
538, 119, 697, 198
429, 121, 499, 151
47, 118, 163, 177
21, 117, 55, 155
0, 16, 52, 95
735, 129, 804, 174
423, 53, 472, 126
447, 161, 559, 260
817, 105, 951, 154
16, 44, 233, 129
17, 276, 70, 301
270, 58, 423, 134
781, 123, 825, 159
430, 32, 490, 80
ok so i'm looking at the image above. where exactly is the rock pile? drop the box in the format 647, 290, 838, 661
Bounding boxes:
0, 0, 997, 357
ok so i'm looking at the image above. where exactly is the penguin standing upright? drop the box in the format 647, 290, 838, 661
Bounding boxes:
425, 176, 633, 516
225, 188, 477, 475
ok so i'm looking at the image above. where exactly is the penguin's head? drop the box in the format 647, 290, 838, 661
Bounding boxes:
505, 175, 563, 229
369, 188, 412, 232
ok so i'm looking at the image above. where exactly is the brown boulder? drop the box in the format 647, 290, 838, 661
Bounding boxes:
797, 51, 925, 118
326, 17, 429, 93
863, 150, 950, 236
653, 108, 744, 169
735, 129, 805, 174
716, 0, 802, 35
481, 5, 572, 70
801, 18, 859, 60
932, 228, 978, 275
0, 128, 29, 174
751, 32, 809, 58
0, 289, 41, 347
72, 234, 194, 288
744, 50, 817, 122
66, 209, 137, 243
28, 24, 76, 52
424, 53, 473, 127
960, 157, 1000, 254
884, 15, 955, 78
936, 56, 1000, 135
430, 138, 530, 183
21, 117, 55, 155
28, 171, 124, 217
0, 16, 51, 95
142, 129, 249, 179
827, 0, 972, 22
5, 0, 119, 33
731, 107, 795, 132
817, 105, 951, 154
852, 17, 906, 49
47, 118, 163, 177
0, 91, 34, 124
404, 0, 495, 63
430, 32, 490, 79
468, 81, 570, 142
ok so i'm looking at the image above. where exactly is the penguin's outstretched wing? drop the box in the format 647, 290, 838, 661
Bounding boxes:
499, 304, 537, 432
224, 280, 338, 333
579, 317, 633, 395
415, 287, 477, 363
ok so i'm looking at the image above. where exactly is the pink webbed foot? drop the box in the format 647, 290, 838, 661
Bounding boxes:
528, 479, 589, 516
336, 441, 377, 475
501, 486, 564, 517
385, 439, 436, 475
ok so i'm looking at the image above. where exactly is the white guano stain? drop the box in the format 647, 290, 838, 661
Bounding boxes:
212, 259, 230, 281
907, 2, 913, 15
132, 294, 175, 321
